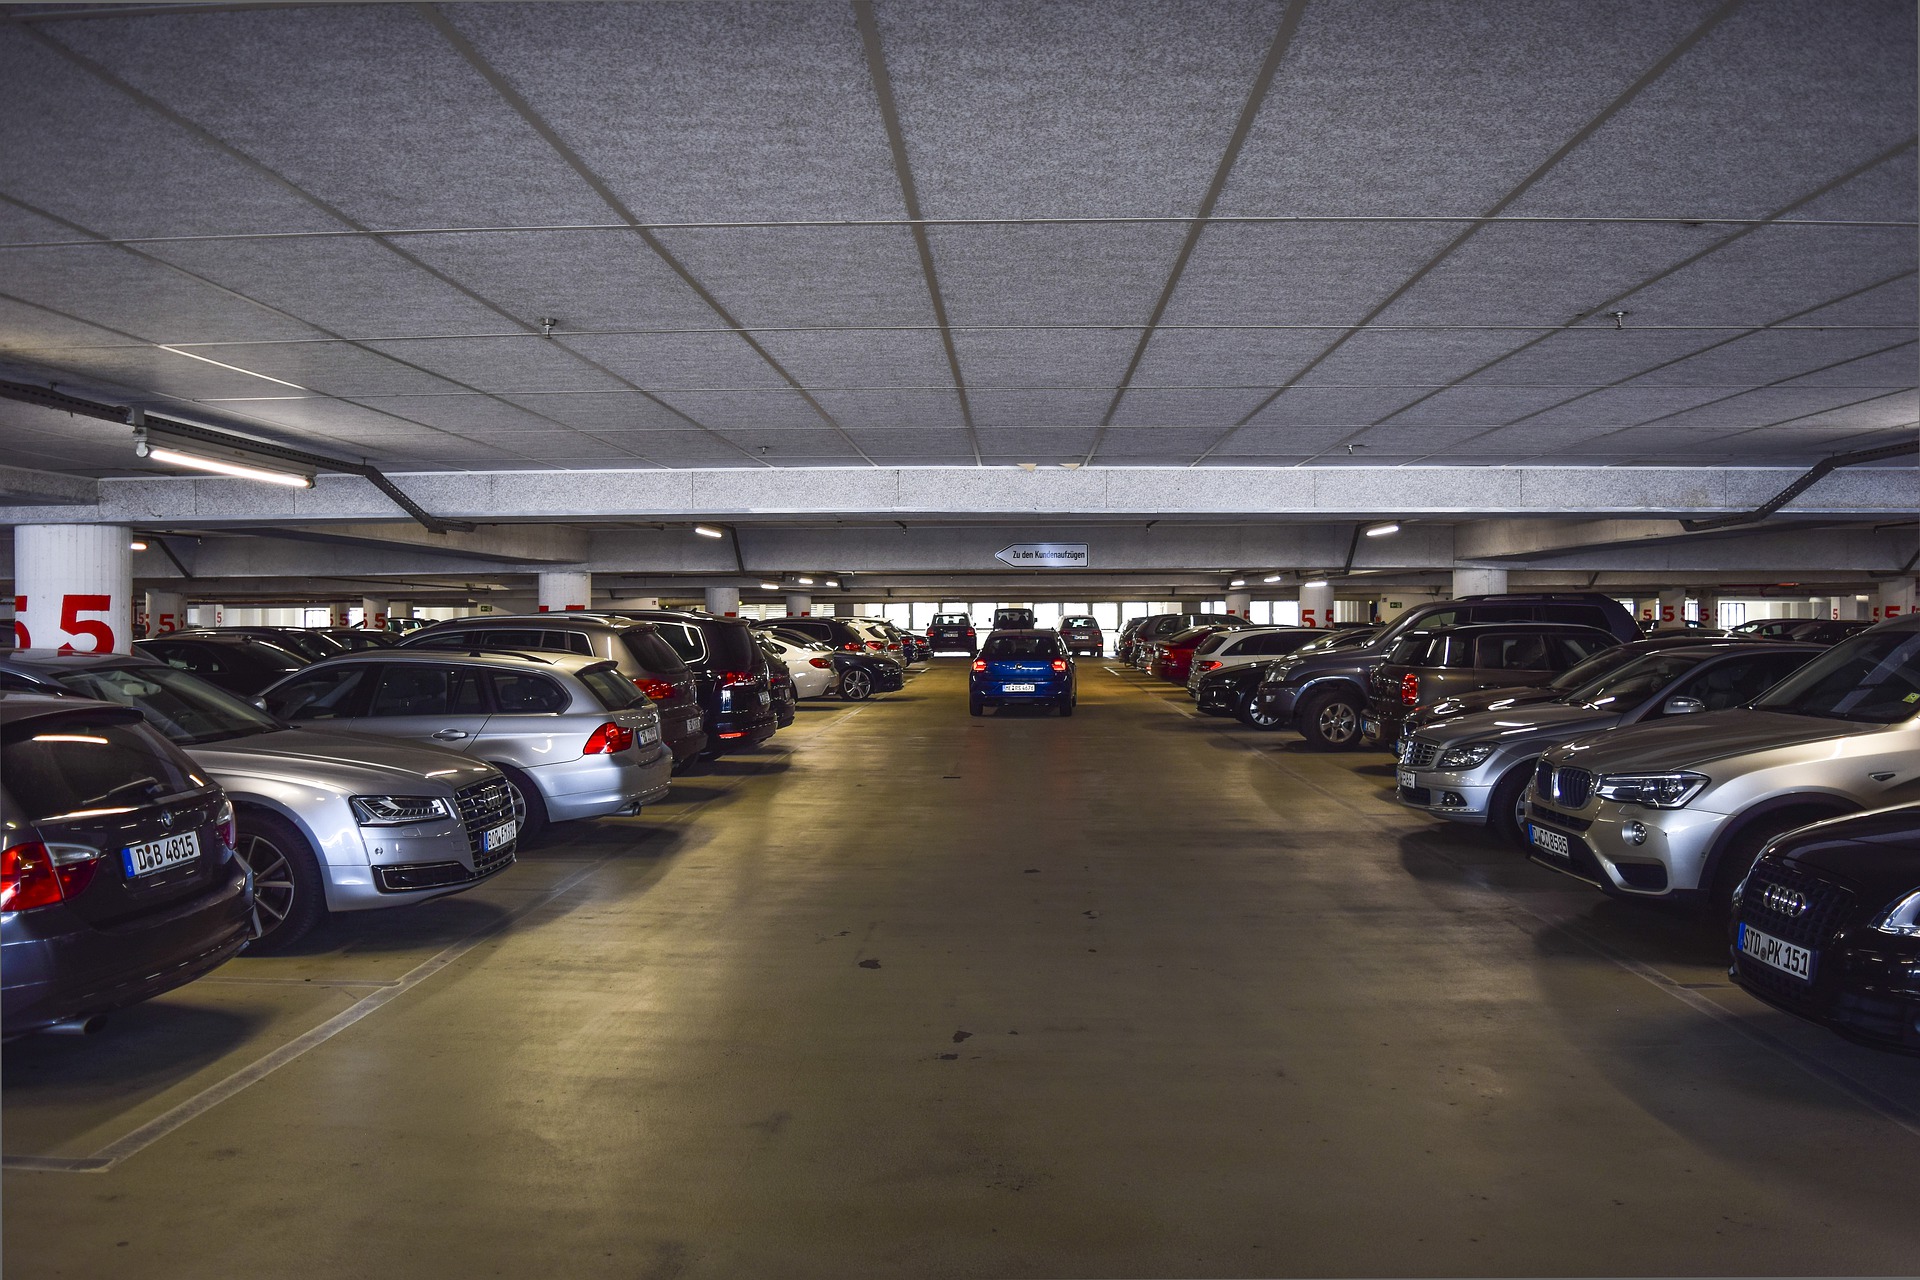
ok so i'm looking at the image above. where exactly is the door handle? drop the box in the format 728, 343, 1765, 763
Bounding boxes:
432, 729, 471, 740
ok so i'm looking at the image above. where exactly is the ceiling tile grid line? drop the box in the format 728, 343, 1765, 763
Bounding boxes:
1179, 0, 1751, 467
1305, 134, 1920, 462
1395, 271, 1920, 465
1084, 0, 1308, 463
416, 3, 875, 467
852, 0, 978, 465
1503, 389, 1920, 466
3, 17, 737, 469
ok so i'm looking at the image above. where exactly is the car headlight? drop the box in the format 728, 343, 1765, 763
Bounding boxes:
350, 795, 454, 826
1436, 742, 1497, 770
1592, 772, 1709, 808
1871, 890, 1920, 937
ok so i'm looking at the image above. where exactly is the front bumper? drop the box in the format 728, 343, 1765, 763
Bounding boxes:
1248, 685, 1302, 723
530, 743, 675, 821
1523, 796, 1725, 899
1195, 683, 1244, 715
1730, 894, 1920, 1057
1394, 768, 1497, 824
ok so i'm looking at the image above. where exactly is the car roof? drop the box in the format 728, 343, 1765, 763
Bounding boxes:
299, 648, 613, 675
984, 628, 1060, 637
1395, 620, 1619, 635
0, 690, 144, 728
415, 612, 655, 631
3, 648, 171, 671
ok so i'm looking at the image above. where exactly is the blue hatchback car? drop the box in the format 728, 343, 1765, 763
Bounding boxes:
969, 631, 1076, 716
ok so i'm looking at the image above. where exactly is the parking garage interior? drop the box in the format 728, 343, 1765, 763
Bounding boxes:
0, 1, 1916, 1277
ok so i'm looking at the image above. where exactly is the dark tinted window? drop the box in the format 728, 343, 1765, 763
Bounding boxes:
1386, 632, 1448, 665
3, 718, 196, 821
403, 628, 472, 651
488, 670, 571, 714
1467, 603, 1534, 624
700, 622, 758, 671
1061, 616, 1098, 627
1246, 632, 1318, 656
1570, 651, 1705, 708
262, 665, 372, 720
1752, 630, 1920, 723
1675, 653, 1814, 711
619, 629, 688, 673
256, 631, 338, 662
1194, 632, 1234, 656
652, 621, 707, 663
141, 640, 220, 673
932, 614, 972, 625
1536, 603, 1611, 630
983, 634, 1063, 659
1554, 634, 1614, 665
51, 664, 277, 745
367, 665, 486, 717
1474, 633, 1554, 670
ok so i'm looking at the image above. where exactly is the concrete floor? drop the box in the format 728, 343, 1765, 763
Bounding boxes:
5, 658, 1918, 1277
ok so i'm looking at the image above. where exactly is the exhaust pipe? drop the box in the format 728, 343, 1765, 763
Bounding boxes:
43, 1015, 104, 1036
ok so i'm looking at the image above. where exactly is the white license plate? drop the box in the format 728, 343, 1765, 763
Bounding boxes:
125, 830, 199, 877
1397, 769, 1417, 791
1528, 824, 1571, 861
1739, 922, 1815, 982
757, 690, 770, 705
481, 821, 517, 852
1002, 682, 1036, 692
1362, 717, 1378, 736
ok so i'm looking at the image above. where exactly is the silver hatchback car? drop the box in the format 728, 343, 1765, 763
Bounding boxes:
0, 650, 516, 953
260, 650, 670, 843
1526, 618, 1920, 912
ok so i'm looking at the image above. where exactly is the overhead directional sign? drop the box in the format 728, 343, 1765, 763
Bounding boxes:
995, 542, 1089, 568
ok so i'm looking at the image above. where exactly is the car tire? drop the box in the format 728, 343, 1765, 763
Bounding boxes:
1058, 692, 1074, 717
234, 809, 326, 954
1298, 687, 1364, 750
1488, 764, 1534, 849
1236, 694, 1287, 731
497, 765, 549, 847
840, 668, 873, 701
969, 696, 984, 717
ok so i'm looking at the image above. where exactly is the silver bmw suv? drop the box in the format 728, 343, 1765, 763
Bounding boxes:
261, 650, 670, 844
1525, 618, 1920, 911
0, 651, 516, 953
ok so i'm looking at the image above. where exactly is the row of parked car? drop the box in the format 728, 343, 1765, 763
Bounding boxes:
0, 608, 927, 1038
1115, 592, 1920, 1058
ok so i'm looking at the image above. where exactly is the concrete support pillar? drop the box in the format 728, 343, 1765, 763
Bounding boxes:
146, 589, 187, 636
361, 596, 389, 630
1657, 588, 1685, 630
1694, 590, 1721, 629
538, 571, 591, 613
785, 593, 812, 618
14, 524, 133, 654
1876, 578, 1917, 622
320, 601, 347, 628
1835, 594, 1867, 621
706, 586, 740, 619
1451, 567, 1508, 597
1298, 581, 1335, 629
1224, 590, 1251, 619
389, 601, 413, 621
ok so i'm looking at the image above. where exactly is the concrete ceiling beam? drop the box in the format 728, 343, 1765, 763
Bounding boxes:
230, 522, 591, 565
0, 464, 100, 507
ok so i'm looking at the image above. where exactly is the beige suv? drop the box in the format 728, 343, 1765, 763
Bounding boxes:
1525, 617, 1920, 912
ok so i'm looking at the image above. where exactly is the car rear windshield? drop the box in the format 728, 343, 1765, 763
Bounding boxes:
619, 629, 688, 673
577, 666, 646, 711
983, 635, 1063, 659
1193, 632, 1234, 656
1061, 616, 1098, 627
1750, 629, 1920, 723
933, 615, 970, 625
2, 717, 198, 822
699, 622, 759, 670
49, 664, 279, 745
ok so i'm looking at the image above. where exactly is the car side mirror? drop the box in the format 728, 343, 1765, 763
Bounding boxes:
1663, 696, 1705, 716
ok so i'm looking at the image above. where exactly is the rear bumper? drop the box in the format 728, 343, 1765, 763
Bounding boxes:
661, 705, 709, 766
971, 678, 1070, 702
531, 744, 675, 821
2, 863, 254, 1037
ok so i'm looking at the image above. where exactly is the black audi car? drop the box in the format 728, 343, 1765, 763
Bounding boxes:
1729, 804, 1920, 1056
2, 694, 255, 1038
1194, 660, 1278, 722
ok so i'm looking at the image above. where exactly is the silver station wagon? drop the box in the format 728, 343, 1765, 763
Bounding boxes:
260, 650, 670, 844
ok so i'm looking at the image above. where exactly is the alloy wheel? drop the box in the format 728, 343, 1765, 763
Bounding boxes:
842, 669, 872, 700
239, 833, 297, 939
1317, 701, 1359, 744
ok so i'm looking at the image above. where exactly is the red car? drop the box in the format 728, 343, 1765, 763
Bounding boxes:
1150, 625, 1235, 684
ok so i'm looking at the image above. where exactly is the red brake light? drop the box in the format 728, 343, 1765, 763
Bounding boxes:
972, 659, 987, 672
215, 798, 236, 852
965, 628, 975, 636
809, 657, 831, 668
3, 842, 77, 912
1400, 673, 1421, 706
867, 640, 885, 650
843, 641, 861, 651
583, 722, 635, 754
633, 677, 677, 702
1199, 660, 1222, 672
719, 670, 755, 686
1051, 659, 1067, 672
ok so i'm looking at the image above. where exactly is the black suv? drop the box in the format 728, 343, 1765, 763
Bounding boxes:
926, 613, 978, 655
991, 607, 1037, 630
1243, 593, 1639, 750
761, 616, 872, 654
1729, 804, 1920, 1056
135, 632, 309, 697
613, 611, 777, 753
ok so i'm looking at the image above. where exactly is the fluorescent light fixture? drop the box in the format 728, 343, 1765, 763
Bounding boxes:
694, 524, 725, 539
143, 445, 312, 488
1302, 579, 1329, 589
1059, 462, 1081, 470
158, 345, 308, 390
1365, 521, 1401, 538
130, 540, 148, 551
795, 576, 814, 585
825, 579, 841, 588
759, 582, 779, 590
1017, 462, 1038, 471
1229, 579, 1246, 588
1263, 574, 1284, 583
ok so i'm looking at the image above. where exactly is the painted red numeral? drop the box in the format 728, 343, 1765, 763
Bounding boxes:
12, 594, 28, 649
58, 593, 115, 654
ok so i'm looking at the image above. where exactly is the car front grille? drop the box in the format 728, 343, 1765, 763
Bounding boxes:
1400, 738, 1439, 768
455, 778, 517, 875
1535, 761, 1594, 808
1741, 864, 1853, 950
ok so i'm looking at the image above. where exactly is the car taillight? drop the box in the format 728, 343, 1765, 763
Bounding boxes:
720, 670, 754, 686
633, 677, 677, 702
809, 657, 831, 668
2, 840, 99, 912
215, 797, 237, 852
925, 628, 935, 637
867, 641, 885, 650
843, 641, 862, 651
583, 722, 635, 754
1400, 673, 1420, 706
1051, 659, 1067, 672
972, 659, 987, 672
1199, 660, 1221, 672
965, 628, 975, 636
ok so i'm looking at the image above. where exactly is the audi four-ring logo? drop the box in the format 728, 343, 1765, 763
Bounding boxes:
1760, 883, 1808, 917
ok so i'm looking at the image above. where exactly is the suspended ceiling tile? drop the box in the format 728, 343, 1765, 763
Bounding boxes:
162, 342, 470, 399
651, 389, 834, 431
1597, 224, 1920, 327
718, 428, 861, 459
950, 329, 1136, 390
807, 389, 966, 431
1366, 384, 1584, 428
1631, 327, 1917, 386
1108, 388, 1276, 429
1162, 221, 1460, 328
974, 426, 1097, 456
965, 389, 1112, 429
1, 246, 325, 345
499, 392, 705, 433
845, 427, 976, 457
930, 223, 1183, 326
1128, 328, 1337, 390
558, 332, 789, 390
399, 230, 721, 332
652, 226, 935, 329
1301, 328, 1537, 392
749, 330, 953, 390
1243, 385, 1423, 428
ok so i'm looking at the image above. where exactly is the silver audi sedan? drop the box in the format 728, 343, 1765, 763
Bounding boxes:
259, 649, 671, 843
0, 651, 517, 953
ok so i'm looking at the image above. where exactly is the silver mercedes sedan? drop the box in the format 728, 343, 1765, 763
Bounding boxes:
0, 651, 518, 953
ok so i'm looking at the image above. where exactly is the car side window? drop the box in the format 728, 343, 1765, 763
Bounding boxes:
407, 629, 472, 650
1553, 635, 1612, 666
366, 665, 487, 717
1678, 654, 1811, 710
263, 666, 372, 721
488, 670, 570, 714
1475, 633, 1552, 670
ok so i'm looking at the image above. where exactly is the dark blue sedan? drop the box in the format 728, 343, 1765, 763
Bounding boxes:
969, 631, 1076, 717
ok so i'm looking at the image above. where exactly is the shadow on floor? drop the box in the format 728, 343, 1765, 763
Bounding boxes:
3, 1001, 263, 1096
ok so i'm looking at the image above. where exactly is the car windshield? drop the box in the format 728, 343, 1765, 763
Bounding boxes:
1544, 641, 1648, 692
983, 635, 1062, 659
248, 630, 340, 662
1750, 629, 1920, 723
49, 663, 280, 744
1564, 651, 1704, 709
933, 615, 970, 625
